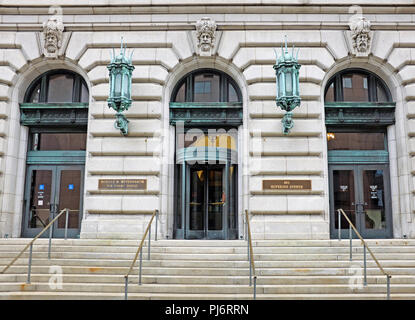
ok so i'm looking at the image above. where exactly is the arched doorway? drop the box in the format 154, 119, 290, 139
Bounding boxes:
170, 69, 242, 239
20, 70, 89, 238
325, 68, 395, 238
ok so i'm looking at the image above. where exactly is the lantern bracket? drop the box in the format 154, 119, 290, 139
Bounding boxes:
282, 112, 294, 135
115, 112, 129, 136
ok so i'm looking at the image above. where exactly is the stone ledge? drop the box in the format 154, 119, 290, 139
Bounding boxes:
86, 210, 155, 215
251, 211, 323, 215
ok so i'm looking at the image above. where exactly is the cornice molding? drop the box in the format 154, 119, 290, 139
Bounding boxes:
3, 3, 415, 15
1, 22, 415, 32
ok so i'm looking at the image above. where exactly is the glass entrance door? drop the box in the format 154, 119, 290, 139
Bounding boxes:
186, 165, 226, 239
23, 165, 84, 238
329, 164, 392, 238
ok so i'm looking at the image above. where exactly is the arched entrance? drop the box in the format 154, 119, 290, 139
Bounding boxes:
170, 69, 242, 239
20, 69, 89, 238
325, 68, 395, 238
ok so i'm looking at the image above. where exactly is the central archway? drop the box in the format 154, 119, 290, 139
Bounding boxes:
170, 69, 242, 239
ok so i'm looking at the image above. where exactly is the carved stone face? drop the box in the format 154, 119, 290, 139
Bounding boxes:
199, 32, 212, 51
45, 32, 58, 53
355, 33, 369, 52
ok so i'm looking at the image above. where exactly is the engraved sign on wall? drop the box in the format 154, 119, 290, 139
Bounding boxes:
98, 179, 147, 190
263, 180, 312, 190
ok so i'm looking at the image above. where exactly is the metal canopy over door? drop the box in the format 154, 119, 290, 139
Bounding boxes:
22, 165, 84, 238
329, 164, 392, 239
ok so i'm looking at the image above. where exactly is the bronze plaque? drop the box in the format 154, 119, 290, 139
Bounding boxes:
98, 179, 147, 190
263, 180, 312, 190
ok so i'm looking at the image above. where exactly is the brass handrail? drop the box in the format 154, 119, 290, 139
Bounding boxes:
1, 208, 69, 278
337, 208, 391, 299
124, 209, 158, 300
245, 209, 257, 299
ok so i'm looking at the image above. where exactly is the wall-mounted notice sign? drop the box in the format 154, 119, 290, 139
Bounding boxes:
263, 180, 312, 190
98, 179, 147, 190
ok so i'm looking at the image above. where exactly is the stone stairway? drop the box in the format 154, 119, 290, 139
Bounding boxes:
0, 238, 415, 299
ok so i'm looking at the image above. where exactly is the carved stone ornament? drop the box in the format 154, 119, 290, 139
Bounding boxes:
43, 15, 64, 58
195, 17, 217, 56
349, 16, 372, 57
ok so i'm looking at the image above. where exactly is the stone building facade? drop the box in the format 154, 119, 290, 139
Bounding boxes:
0, 0, 415, 241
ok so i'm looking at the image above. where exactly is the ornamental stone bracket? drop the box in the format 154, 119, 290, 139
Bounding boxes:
345, 15, 373, 57
191, 17, 220, 57
38, 14, 70, 59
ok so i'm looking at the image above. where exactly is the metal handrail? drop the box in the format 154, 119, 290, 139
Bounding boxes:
245, 209, 257, 299
124, 209, 158, 300
0, 208, 71, 283
337, 208, 391, 300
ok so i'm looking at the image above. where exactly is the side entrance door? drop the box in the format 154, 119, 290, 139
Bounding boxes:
329, 164, 392, 239
22, 165, 84, 238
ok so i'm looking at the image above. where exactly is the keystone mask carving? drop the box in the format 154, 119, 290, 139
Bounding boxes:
349, 16, 372, 56
195, 17, 217, 56
43, 15, 64, 58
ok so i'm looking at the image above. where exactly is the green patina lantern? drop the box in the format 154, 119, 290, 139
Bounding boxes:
107, 38, 134, 135
273, 36, 301, 135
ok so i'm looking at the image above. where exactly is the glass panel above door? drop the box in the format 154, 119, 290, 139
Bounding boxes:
228, 83, 239, 102
342, 73, 369, 102
325, 82, 334, 102
194, 73, 220, 102
47, 74, 75, 103
174, 82, 186, 102
80, 82, 89, 103
28, 83, 41, 103
30, 133, 87, 151
327, 132, 385, 151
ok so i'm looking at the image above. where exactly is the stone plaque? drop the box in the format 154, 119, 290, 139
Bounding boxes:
263, 180, 312, 190
98, 179, 147, 190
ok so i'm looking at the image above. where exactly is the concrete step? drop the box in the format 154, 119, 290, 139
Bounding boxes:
1, 291, 415, 300
2, 258, 415, 269
0, 274, 413, 285
0, 238, 414, 300
1, 244, 415, 254
1, 252, 415, 262
1, 239, 415, 247
0, 282, 413, 294
3, 265, 415, 277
